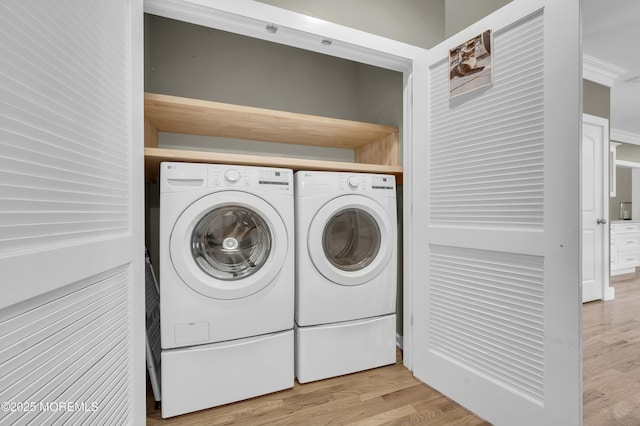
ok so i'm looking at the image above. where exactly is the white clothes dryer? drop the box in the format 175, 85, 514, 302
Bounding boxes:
294, 171, 397, 383
159, 162, 294, 418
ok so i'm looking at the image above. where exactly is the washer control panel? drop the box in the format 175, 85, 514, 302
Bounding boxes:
161, 162, 293, 194
208, 164, 292, 192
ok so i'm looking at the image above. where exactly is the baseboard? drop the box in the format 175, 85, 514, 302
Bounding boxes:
604, 286, 616, 301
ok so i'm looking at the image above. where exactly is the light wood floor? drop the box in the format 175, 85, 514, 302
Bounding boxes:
583, 275, 640, 425
146, 349, 489, 425
147, 276, 640, 425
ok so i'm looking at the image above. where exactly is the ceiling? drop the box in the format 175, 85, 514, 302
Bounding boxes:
583, 0, 640, 139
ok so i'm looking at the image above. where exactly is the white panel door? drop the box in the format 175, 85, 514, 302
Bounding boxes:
410, 0, 582, 424
0, 1, 144, 424
582, 114, 611, 303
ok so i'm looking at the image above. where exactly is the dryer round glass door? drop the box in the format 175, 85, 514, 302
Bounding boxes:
170, 191, 288, 299
322, 208, 381, 271
307, 195, 394, 286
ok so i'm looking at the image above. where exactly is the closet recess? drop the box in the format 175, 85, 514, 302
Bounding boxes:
144, 92, 403, 183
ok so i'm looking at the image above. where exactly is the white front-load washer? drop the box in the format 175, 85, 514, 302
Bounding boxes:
159, 162, 294, 418
294, 171, 397, 383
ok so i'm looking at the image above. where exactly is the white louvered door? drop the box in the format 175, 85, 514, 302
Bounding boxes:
0, 1, 144, 424
410, 0, 582, 424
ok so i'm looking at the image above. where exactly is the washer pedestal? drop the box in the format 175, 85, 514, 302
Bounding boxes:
295, 315, 396, 384
161, 330, 293, 418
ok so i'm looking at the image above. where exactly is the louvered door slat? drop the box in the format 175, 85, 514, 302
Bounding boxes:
429, 12, 545, 229
430, 245, 545, 402
0, 0, 139, 422
0, 266, 130, 425
0, 1, 131, 256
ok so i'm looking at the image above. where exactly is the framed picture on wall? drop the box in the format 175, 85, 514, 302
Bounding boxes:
449, 30, 493, 98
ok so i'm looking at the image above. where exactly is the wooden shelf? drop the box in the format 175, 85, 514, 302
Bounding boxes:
144, 92, 402, 182
145, 147, 403, 183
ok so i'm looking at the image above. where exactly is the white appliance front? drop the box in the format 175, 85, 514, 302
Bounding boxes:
162, 330, 293, 418
295, 316, 396, 384
160, 162, 294, 349
295, 171, 397, 327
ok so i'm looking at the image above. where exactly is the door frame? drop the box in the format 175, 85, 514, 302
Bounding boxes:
142, 0, 585, 381
144, 0, 424, 369
582, 113, 613, 302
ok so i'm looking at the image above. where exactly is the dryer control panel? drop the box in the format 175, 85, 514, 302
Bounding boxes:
341, 174, 394, 192
295, 171, 395, 198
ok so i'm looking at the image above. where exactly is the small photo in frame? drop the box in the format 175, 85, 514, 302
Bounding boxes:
449, 30, 493, 99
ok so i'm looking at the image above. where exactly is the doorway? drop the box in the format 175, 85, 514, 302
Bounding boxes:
582, 114, 613, 302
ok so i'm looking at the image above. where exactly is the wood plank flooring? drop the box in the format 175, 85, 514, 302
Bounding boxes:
583, 275, 640, 425
146, 350, 489, 425
147, 276, 640, 425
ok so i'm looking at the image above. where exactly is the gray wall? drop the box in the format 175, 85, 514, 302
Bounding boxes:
256, 0, 445, 49
584, 80, 610, 120
611, 166, 632, 219
613, 143, 640, 221
616, 143, 640, 163
445, 0, 512, 37
145, 15, 402, 163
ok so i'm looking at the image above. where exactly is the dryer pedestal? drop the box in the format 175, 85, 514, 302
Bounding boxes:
295, 315, 396, 384
161, 330, 293, 418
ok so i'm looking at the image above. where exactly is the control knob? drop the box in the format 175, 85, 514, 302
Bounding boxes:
224, 169, 241, 183
347, 176, 360, 189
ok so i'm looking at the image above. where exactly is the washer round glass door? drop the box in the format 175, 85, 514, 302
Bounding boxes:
191, 206, 271, 280
170, 191, 287, 299
308, 195, 393, 286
